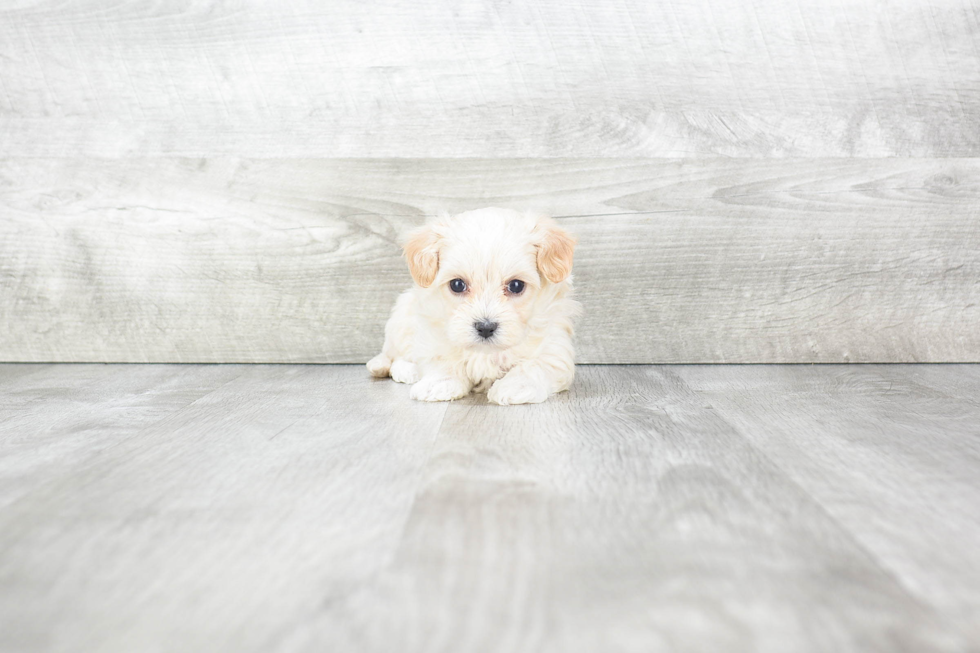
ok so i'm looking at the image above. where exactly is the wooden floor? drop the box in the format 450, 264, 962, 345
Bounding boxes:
1, 364, 978, 652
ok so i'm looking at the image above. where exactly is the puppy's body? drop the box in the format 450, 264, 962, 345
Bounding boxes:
367, 208, 580, 405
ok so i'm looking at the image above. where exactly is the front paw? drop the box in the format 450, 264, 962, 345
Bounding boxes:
488, 375, 549, 405
366, 354, 391, 378
410, 375, 470, 402
390, 359, 420, 384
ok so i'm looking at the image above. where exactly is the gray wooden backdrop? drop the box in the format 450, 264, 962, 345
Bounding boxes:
1, 0, 978, 363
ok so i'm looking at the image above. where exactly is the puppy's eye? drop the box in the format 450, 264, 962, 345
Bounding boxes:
449, 278, 467, 294
507, 279, 526, 294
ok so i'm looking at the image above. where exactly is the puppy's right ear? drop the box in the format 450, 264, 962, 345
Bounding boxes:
403, 225, 441, 287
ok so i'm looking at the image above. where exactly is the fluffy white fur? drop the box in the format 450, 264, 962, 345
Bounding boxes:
367, 208, 581, 405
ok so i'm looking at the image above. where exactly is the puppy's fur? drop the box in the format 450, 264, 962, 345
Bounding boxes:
367, 208, 581, 404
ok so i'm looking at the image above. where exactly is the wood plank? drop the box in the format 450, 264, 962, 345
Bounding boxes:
0, 364, 51, 388
0, 0, 978, 157
0, 363, 247, 509
285, 366, 969, 652
0, 365, 448, 653
2, 158, 978, 363
675, 364, 980, 642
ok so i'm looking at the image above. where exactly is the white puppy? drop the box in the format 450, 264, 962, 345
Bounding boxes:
367, 208, 581, 405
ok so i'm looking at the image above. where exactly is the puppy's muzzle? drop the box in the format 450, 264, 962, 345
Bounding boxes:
474, 320, 498, 340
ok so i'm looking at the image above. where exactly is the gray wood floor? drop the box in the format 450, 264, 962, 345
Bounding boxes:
1, 364, 978, 652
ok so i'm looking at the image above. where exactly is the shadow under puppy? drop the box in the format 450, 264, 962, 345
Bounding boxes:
368, 207, 581, 404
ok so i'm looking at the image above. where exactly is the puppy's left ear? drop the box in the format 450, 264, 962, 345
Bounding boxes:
403, 224, 441, 287
534, 218, 576, 284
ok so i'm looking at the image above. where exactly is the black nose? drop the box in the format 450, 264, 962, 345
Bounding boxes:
475, 320, 498, 340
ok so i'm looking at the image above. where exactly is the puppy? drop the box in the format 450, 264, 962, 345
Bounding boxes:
367, 208, 581, 405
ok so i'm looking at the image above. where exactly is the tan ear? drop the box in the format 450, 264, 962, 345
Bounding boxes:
535, 219, 576, 283
403, 225, 440, 287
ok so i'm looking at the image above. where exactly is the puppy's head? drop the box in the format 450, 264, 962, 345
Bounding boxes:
403, 208, 575, 350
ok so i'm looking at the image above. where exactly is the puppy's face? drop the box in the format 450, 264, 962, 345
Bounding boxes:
403, 209, 575, 351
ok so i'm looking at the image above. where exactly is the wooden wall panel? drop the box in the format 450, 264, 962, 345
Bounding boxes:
0, 0, 978, 157
2, 158, 977, 363
2, 1, 978, 362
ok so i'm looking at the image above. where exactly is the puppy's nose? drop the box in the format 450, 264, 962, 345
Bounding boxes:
474, 320, 498, 340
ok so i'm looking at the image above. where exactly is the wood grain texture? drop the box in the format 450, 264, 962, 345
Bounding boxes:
0, 0, 978, 157
290, 366, 970, 652
675, 364, 980, 642
0, 363, 247, 509
2, 364, 978, 652
0, 365, 448, 653
2, 157, 978, 363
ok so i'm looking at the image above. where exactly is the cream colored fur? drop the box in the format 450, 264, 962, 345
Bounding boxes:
367, 208, 581, 405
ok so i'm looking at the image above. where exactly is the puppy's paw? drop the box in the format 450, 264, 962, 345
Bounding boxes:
410, 375, 469, 402
366, 354, 391, 377
488, 374, 549, 405
390, 359, 420, 384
